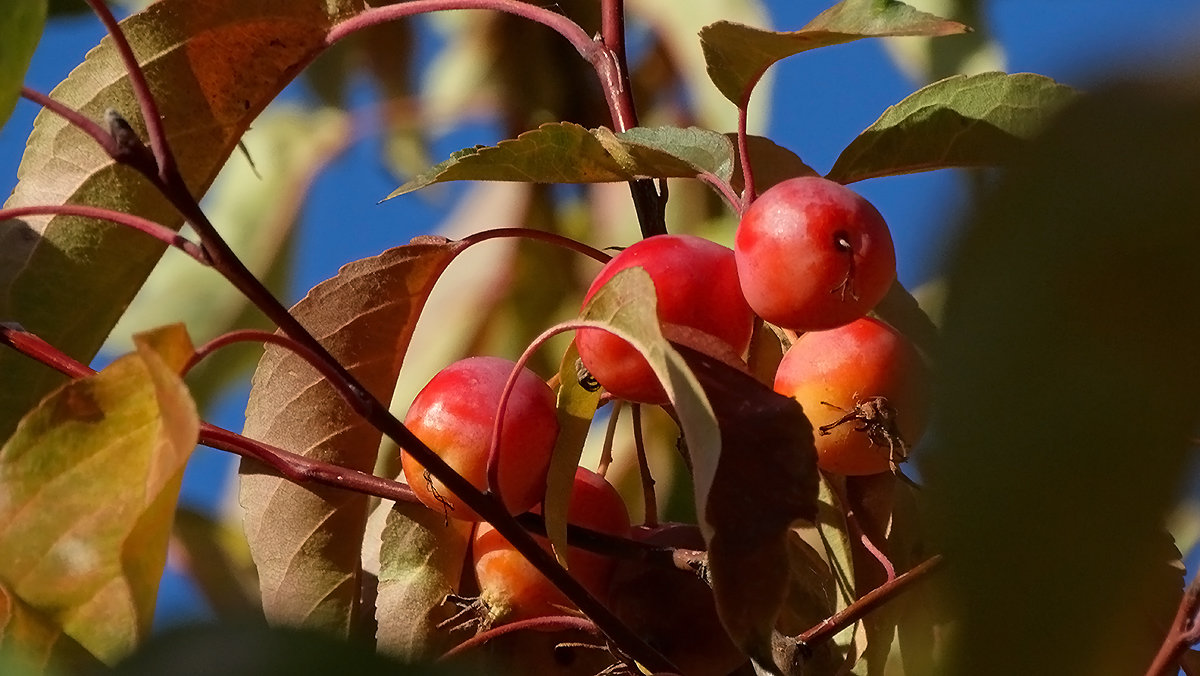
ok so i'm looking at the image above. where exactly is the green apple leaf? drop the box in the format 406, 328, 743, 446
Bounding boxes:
827, 72, 1077, 184
375, 500, 473, 662
386, 124, 737, 198
700, 0, 967, 106
0, 0, 364, 444
240, 239, 460, 636
0, 324, 198, 664
675, 344, 818, 673
543, 342, 603, 568
0, 0, 46, 129
928, 79, 1200, 675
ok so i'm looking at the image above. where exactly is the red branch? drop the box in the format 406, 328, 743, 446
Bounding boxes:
796, 555, 944, 647
0, 204, 206, 263
439, 615, 600, 662
1146, 571, 1200, 676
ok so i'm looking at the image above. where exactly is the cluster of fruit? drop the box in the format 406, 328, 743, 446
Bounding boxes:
397, 175, 928, 648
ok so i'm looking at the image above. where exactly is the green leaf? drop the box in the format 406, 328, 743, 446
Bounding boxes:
0, 0, 45, 129
240, 239, 460, 635
374, 500, 473, 662
700, 0, 967, 105
676, 345, 819, 673
543, 342, 602, 568
827, 72, 1078, 184
0, 0, 364, 444
386, 123, 736, 198
0, 324, 198, 664
928, 79, 1200, 676
576, 268, 720, 536
881, 0, 1006, 83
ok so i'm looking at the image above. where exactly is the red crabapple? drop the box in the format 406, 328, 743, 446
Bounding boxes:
773, 318, 927, 475
401, 356, 558, 521
472, 467, 631, 624
736, 176, 896, 331
575, 234, 754, 404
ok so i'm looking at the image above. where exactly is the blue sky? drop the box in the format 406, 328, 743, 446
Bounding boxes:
4, 0, 1200, 632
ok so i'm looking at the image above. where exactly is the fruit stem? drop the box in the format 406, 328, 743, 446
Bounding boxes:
631, 405, 660, 527
737, 103, 757, 207
596, 400, 624, 477
184, 330, 347, 389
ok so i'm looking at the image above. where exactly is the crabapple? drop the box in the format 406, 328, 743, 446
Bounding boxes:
575, 233, 754, 404
736, 176, 896, 331
773, 317, 927, 475
472, 467, 632, 624
401, 356, 558, 521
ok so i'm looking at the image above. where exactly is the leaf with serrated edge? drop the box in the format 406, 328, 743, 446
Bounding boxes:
0, 324, 198, 664
827, 72, 1077, 184
387, 123, 740, 198
0, 0, 364, 444
0, 0, 45, 128
676, 344, 818, 673
544, 342, 603, 567
239, 240, 459, 636
577, 268, 720, 536
374, 499, 472, 661
701, 0, 967, 105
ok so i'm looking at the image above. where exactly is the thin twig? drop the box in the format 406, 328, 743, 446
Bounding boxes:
0, 204, 206, 263
20, 87, 121, 158
460, 227, 613, 264
1145, 571, 1200, 676
796, 555, 944, 648
439, 615, 600, 662
737, 104, 756, 207
84, 0, 175, 179
596, 400, 623, 477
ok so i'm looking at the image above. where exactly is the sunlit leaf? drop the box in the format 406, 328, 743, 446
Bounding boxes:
544, 342, 603, 567
240, 239, 460, 635
0, 325, 198, 663
928, 79, 1200, 676
0, 0, 45, 128
827, 72, 1077, 184
0, 0, 364, 443
387, 124, 738, 198
374, 500, 473, 662
676, 345, 818, 673
577, 268, 719, 533
700, 1, 967, 105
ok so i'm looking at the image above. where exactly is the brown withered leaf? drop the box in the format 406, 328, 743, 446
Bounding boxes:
239, 240, 460, 636
676, 344, 819, 674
